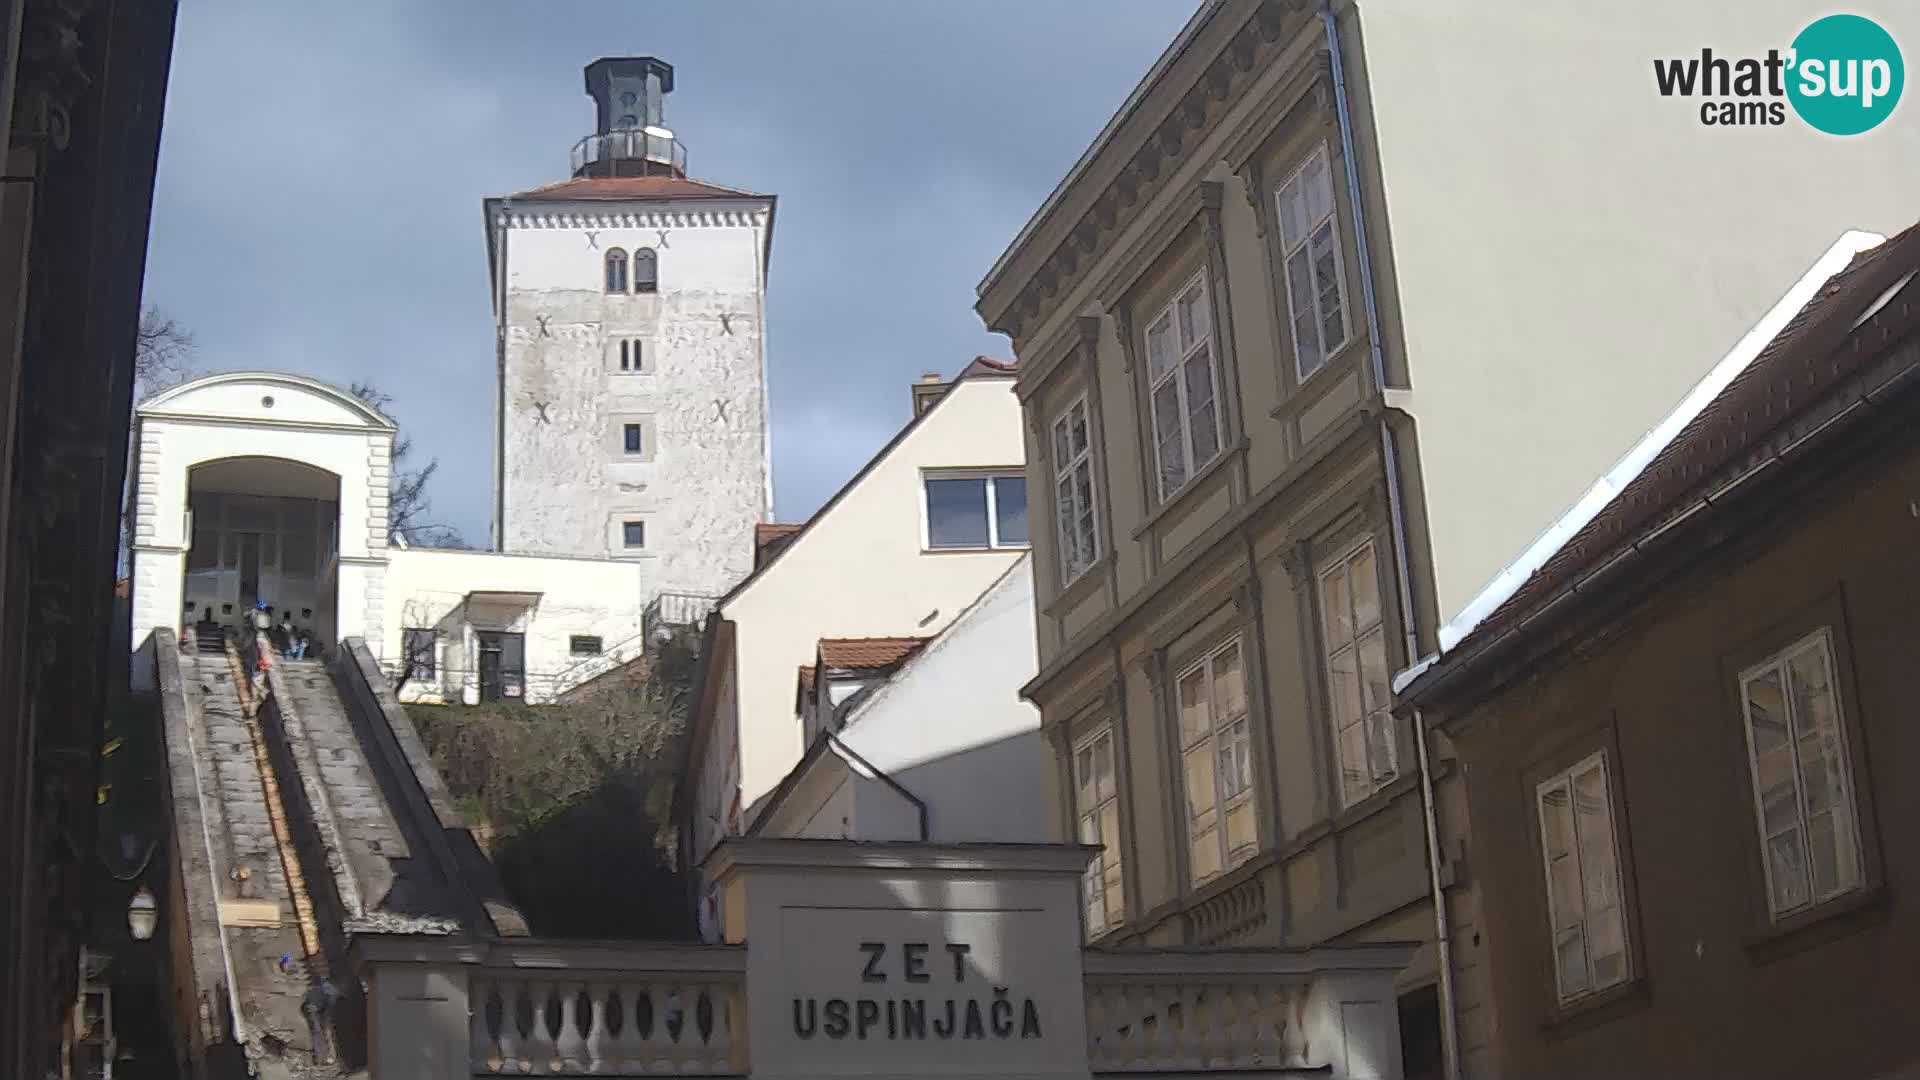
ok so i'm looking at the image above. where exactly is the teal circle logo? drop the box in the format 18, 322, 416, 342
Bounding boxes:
1787, 14, 1904, 135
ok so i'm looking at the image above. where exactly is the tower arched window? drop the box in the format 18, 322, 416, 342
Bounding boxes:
634, 247, 658, 294
604, 248, 628, 293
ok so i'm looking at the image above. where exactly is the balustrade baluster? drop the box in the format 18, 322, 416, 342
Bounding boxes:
525, 980, 558, 1071
1084, 985, 1106, 1071
1279, 986, 1310, 1069
471, 981, 498, 1074
554, 984, 586, 1070
497, 981, 525, 1074
583, 984, 611, 1073
1249, 984, 1281, 1066
705, 983, 737, 1073
637, 982, 672, 1073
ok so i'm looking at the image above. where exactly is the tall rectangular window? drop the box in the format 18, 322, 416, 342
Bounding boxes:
1319, 539, 1396, 807
1277, 146, 1349, 382
1144, 274, 1221, 500
623, 423, 643, 454
402, 628, 436, 680
1536, 751, 1629, 1003
1074, 727, 1125, 937
1739, 628, 1863, 920
1052, 396, 1099, 584
1178, 638, 1255, 885
924, 472, 1028, 550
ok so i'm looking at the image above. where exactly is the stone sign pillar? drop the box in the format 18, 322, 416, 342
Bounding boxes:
708, 838, 1097, 1080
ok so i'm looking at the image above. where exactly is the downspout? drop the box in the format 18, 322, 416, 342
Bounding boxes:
492, 201, 511, 551
1319, 5, 1461, 1079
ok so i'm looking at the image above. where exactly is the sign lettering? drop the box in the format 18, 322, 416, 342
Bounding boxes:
792, 941, 1043, 1042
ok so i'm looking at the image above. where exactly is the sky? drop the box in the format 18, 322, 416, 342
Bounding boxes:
143, 0, 1197, 546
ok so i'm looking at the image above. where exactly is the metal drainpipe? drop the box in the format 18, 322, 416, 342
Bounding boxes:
1319, 5, 1462, 1079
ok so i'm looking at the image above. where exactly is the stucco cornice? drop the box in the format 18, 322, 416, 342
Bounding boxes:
498, 204, 771, 231
140, 370, 398, 431
978, 0, 1316, 345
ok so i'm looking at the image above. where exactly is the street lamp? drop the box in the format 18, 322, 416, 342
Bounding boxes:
127, 884, 157, 942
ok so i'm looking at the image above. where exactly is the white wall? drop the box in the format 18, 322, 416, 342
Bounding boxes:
381, 546, 646, 705
128, 373, 394, 671
836, 558, 1050, 843
496, 197, 772, 605
1353, 0, 1920, 618
700, 375, 1028, 845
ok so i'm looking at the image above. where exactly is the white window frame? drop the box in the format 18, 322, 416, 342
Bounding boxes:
1317, 538, 1397, 808
1143, 272, 1223, 502
616, 338, 646, 373
920, 469, 1029, 551
1535, 750, 1631, 1004
1051, 395, 1100, 585
1275, 145, 1351, 382
1737, 627, 1864, 921
1176, 636, 1256, 887
1073, 726, 1125, 938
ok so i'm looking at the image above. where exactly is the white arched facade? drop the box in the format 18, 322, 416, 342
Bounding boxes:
129, 372, 395, 683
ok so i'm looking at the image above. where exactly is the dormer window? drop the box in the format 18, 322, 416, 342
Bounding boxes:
604, 248, 629, 293
634, 247, 658, 294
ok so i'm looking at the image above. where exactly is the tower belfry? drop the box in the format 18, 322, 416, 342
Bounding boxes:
573, 56, 688, 179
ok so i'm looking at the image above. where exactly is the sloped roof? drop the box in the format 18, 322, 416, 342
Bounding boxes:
504, 175, 767, 201
1397, 223, 1920, 701
755, 523, 804, 569
817, 637, 929, 672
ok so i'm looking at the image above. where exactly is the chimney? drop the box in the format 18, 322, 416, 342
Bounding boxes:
911, 371, 949, 417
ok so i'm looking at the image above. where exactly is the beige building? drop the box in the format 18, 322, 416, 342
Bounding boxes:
973, 3, 1916, 1079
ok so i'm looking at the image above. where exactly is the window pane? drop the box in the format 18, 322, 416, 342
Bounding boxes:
1303, 152, 1333, 226
1539, 781, 1572, 859
1321, 565, 1353, 646
1056, 476, 1082, 575
1573, 764, 1618, 916
1589, 910, 1627, 988
1100, 803, 1122, 866
1338, 721, 1371, 807
1190, 822, 1222, 884
188, 527, 219, 571
1212, 643, 1245, 722
993, 476, 1029, 546
1076, 747, 1095, 805
624, 423, 643, 453
1078, 812, 1100, 846
1278, 184, 1308, 249
1070, 401, 1090, 456
1745, 665, 1788, 753
1177, 283, 1209, 345
926, 477, 990, 548
1768, 829, 1810, 912
1093, 735, 1115, 800
1225, 799, 1257, 859
1178, 668, 1210, 747
1184, 352, 1220, 463
1312, 223, 1345, 351
1152, 380, 1186, 495
1806, 810, 1840, 899
1052, 414, 1072, 468
1366, 710, 1398, 783
1555, 931, 1590, 998
622, 521, 645, 548
1146, 315, 1175, 379
1326, 645, 1361, 729
1184, 746, 1217, 828
1358, 627, 1390, 716
1548, 854, 1583, 935
1348, 544, 1380, 631
1287, 249, 1322, 376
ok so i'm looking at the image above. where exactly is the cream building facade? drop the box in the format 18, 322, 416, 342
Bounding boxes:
974, 3, 1916, 1079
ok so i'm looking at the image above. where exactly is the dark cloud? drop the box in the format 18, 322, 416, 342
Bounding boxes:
145, 0, 1195, 542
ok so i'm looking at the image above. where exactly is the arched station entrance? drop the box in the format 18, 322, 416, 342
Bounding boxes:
180, 456, 341, 650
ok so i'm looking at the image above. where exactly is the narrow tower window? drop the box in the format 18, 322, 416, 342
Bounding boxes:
634, 247, 658, 293
605, 248, 628, 293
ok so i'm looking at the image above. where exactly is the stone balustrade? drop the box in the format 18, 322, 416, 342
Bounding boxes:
470, 971, 745, 1074
1082, 945, 1413, 1075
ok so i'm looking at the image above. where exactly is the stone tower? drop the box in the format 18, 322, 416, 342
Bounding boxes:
483, 56, 774, 606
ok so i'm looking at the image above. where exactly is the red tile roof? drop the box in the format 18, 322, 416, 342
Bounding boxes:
506, 175, 767, 202
1446, 223, 1920, 664
817, 637, 929, 671
755, 522, 803, 549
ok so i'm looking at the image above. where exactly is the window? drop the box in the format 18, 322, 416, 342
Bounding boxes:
402, 628, 436, 680
923, 472, 1028, 550
1277, 147, 1349, 381
622, 520, 646, 549
1536, 751, 1629, 1003
1178, 638, 1255, 885
569, 635, 604, 657
1144, 274, 1221, 500
1738, 628, 1863, 920
623, 423, 643, 455
1051, 397, 1099, 584
1074, 727, 1125, 936
618, 338, 645, 372
604, 248, 628, 293
1319, 539, 1396, 807
633, 247, 658, 293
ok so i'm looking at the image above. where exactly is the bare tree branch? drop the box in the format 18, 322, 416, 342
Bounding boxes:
350, 379, 468, 549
